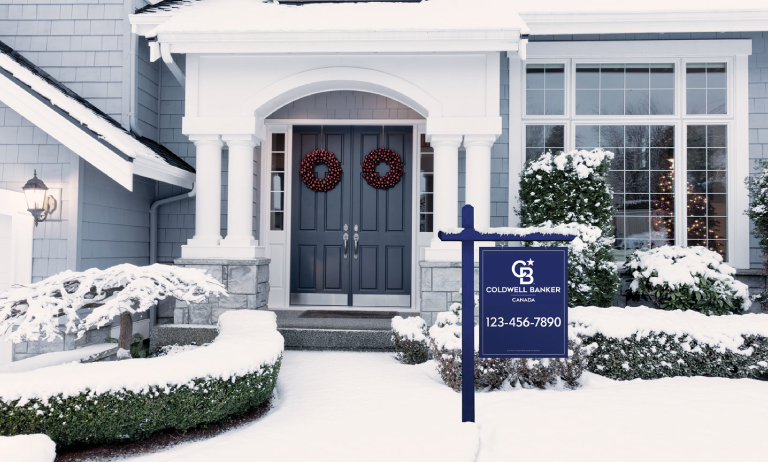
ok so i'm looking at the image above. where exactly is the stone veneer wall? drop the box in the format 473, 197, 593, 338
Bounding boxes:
173, 258, 270, 325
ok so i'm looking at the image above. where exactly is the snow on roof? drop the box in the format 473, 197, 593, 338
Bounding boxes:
135, 0, 528, 36
513, 0, 766, 14
0, 40, 194, 175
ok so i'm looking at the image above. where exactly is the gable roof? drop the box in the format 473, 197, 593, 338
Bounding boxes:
0, 40, 194, 191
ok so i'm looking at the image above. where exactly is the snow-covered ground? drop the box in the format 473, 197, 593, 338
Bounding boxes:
123, 350, 767, 462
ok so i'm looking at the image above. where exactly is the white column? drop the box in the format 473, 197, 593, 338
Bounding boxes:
221, 135, 264, 258
463, 135, 497, 230
182, 137, 223, 258
425, 134, 462, 261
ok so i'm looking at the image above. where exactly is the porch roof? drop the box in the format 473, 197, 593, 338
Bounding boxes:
131, 0, 768, 40
0, 40, 195, 192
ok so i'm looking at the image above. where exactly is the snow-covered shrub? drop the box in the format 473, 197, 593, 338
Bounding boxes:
0, 434, 56, 462
571, 306, 768, 380
0, 311, 283, 447
517, 149, 620, 307
0, 264, 226, 358
391, 316, 428, 364
745, 164, 768, 306
627, 246, 750, 315
428, 304, 586, 391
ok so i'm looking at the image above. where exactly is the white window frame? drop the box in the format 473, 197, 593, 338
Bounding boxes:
511, 40, 752, 267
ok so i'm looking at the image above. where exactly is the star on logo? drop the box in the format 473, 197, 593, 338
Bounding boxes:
527, 258, 534, 266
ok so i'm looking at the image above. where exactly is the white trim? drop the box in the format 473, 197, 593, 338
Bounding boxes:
0, 71, 135, 191
240, 67, 442, 118
521, 11, 768, 36
528, 40, 752, 60
265, 119, 425, 126
516, 39, 751, 266
132, 157, 196, 189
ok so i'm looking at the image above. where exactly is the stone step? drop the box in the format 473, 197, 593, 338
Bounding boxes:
278, 328, 393, 351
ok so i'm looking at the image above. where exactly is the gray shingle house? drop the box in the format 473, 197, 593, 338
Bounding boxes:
1, 0, 768, 362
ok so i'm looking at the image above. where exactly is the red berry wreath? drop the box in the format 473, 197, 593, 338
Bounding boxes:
362, 148, 404, 190
300, 149, 342, 192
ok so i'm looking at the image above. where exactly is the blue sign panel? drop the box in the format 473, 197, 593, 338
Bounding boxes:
479, 247, 568, 358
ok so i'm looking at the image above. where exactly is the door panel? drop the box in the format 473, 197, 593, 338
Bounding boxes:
290, 126, 352, 304
290, 125, 412, 307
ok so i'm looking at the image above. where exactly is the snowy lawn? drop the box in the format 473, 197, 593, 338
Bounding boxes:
122, 350, 767, 462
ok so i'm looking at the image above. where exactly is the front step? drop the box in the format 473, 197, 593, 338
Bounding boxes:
278, 328, 393, 351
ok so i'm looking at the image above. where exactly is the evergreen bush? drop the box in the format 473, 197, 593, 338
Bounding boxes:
746, 163, 768, 307
517, 149, 620, 306
390, 316, 429, 365
627, 246, 750, 315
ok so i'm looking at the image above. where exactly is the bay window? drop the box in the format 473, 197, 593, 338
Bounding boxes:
518, 40, 750, 264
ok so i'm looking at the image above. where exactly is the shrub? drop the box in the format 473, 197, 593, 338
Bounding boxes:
745, 164, 768, 306
0, 311, 283, 448
517, 149, 620, 306
572, 306, 768, 380
391, 316, 429, 364
428, 307, 587, 391
627, 246, 751, 315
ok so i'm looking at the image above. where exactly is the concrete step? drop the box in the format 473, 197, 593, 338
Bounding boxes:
278, 327, 393, 351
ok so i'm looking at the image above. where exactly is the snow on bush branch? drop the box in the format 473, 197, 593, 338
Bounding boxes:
0, 264, 226, 343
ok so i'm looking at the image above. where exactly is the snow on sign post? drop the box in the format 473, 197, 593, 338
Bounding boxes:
438, 205, 575, 423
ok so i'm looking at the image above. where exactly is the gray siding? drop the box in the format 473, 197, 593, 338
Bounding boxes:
79, 162, 155, 269
267, 90, 422, 120
530, 32, 767, 268
135, 36, 160, 141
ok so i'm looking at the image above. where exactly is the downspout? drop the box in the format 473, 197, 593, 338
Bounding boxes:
150, 184, 196, 264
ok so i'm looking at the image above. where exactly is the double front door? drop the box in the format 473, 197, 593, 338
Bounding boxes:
290, 126, 412, 307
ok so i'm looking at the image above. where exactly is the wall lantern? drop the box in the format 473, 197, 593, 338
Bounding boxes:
22, 170, 57, 226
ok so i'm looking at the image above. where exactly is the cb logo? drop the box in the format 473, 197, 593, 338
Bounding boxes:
511, 260, 534, 285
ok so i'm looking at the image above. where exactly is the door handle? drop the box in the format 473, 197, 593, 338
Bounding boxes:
353, 233, 359, 259
343, 232, 349, 259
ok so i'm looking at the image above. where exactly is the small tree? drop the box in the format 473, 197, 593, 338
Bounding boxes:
746, 163, 768, 309
517, 149, 620, 307
0, 264, 226, 359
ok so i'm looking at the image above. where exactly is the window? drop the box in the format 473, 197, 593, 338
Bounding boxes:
686, 63, 727, 115
525, 125, 565, 162
576, 125, 675, 259
420, 134, 434, 232
575, 63, 675, 116
521, 47, 740, 261
526, 64, 565, 115
687, 125, 727, 259
269, 133, 285, 230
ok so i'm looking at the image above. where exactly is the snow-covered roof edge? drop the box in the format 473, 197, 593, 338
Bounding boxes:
0, 40, 195, 191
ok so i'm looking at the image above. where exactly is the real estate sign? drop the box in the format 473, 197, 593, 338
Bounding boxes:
479, 247, 569, 359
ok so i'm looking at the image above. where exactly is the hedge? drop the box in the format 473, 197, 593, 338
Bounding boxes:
0, 311, 284, 448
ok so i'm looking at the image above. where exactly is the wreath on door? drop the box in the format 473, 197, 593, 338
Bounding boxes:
362, 148, 404, 190
300, 149, 342, 192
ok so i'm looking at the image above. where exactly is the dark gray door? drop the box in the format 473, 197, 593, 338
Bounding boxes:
290, 126, 412, 307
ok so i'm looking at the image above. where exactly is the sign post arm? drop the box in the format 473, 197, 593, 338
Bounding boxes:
461, 205, 475, 423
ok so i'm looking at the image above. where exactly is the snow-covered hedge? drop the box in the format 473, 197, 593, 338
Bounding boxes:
627, 246, 751, 315
0, 311, 283, 447
391, 316, 428, 364
427, 303, 587, 391
0, 435, 56, 462
572, 306, 768, 380
517, 149, 620, 307
746, 162, 768, 305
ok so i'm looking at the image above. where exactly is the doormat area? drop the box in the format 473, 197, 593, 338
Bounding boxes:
298, 310, 398, 319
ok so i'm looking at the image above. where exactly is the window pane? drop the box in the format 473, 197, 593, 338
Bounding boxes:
526, 64, 564, 115
420, 153, 434, 172
601, 65, 624, 89
420, 147, 435, 232
576, 90, 599, 115
651, 64, 675, 89
576, 64, 600, 88
600, 89, 624, 115
272, 152, 284, 171
525, 125, 565, 162
576, 63, 674, 115
686, 63, 727, 115
650, 89, 674, 115
626, 90, 650, 115
269, 139, 287, 231
271, 133, 285, 152
687, 125, 728, 259
577, 125, 676, 257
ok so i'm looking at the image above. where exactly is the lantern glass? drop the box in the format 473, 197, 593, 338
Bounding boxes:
22, 171, 49, 216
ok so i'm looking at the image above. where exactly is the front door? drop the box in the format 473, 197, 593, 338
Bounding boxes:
290, 126, 412, 307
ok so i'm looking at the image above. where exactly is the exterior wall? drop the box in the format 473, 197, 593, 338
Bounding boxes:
78, 162, 155, 269
0, 106, 78, 281
135, 35, 160, 141
267, 90, 422, 120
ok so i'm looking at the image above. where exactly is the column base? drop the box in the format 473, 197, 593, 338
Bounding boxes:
181, 244, 265, 259
221, 236, 259, 248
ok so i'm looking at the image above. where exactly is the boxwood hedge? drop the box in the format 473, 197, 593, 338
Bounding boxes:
0, 358, 281, 448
